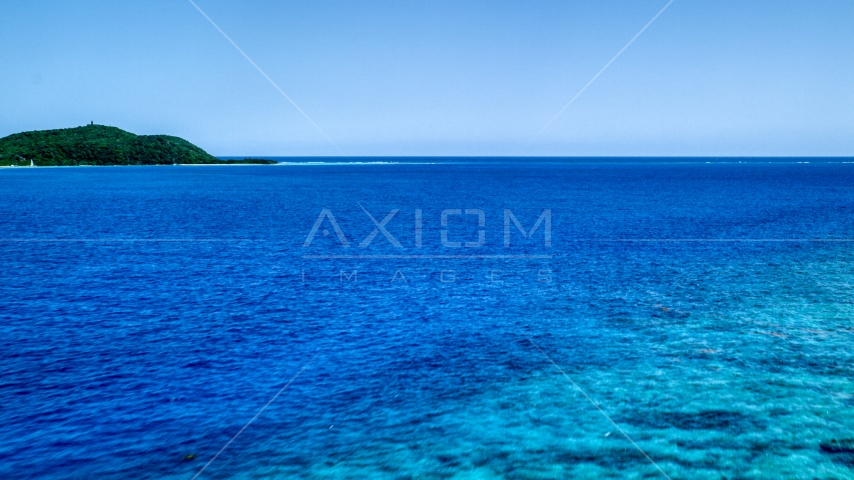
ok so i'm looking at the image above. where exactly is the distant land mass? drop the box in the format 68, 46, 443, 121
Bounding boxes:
0, 124, 276, 166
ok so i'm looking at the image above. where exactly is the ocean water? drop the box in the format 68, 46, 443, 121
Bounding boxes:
1, 160, 853, 479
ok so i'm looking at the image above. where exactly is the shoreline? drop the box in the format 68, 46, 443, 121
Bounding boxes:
0, 163, 279, 168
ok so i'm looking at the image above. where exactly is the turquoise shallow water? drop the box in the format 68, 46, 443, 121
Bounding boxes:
1, 161, 853, 479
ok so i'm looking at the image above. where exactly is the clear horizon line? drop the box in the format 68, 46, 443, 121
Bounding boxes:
215, 155, 854, 159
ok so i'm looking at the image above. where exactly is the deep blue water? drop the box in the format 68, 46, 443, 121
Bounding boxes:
2, 160, 854, 479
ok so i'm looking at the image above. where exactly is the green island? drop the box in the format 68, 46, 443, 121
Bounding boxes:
0, 124, 277, 166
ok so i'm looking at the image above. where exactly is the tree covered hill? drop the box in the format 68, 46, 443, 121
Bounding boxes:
0, 125, 275, 166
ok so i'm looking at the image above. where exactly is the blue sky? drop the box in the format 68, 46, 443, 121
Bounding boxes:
1, 0, 852, 156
